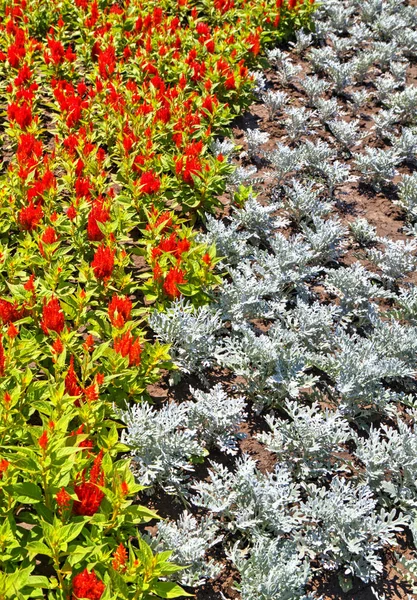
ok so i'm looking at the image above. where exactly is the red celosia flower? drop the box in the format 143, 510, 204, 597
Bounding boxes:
67, 204, 77, 220
0, 299, 25, 324
24, 274, 36, 292
0, 459, 9, 478
153, 263, 163, 282
19, 201, 43, 231
7, 323, 18, 338
202, 253, 211, 265
163, 267, 186, 299
42, 226, 58, 245
56, 487, 72, 512
52, 338, 64, 355
121, 481, 129, 496
87, 201, 110, 241
83, 334, 95, 352
175, 238, 191, 258
65, 356, 83, 397
112, 543, 128, 571
7, 101, 32, 129
0, 335, 5, 377
139, 171, 161, 194
40, 297, 65, 335
91, 245, 115, 280
108, 295, 132, 328
114, 330, 142, 366
72, 569, 105, 600
39, 430, 48, 450
73, 451, 105, 516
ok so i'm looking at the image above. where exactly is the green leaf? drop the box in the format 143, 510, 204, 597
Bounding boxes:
151, 582, 193, 598
5, 483, 42, 503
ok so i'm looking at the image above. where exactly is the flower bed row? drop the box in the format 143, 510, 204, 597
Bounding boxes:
0, 0, 315, 598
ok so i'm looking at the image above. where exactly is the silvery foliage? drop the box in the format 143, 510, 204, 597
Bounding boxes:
313, 97, 341, 123
187, 385, 247, 455
317, 327, 415, 416
244, 128, 270, 160
300, 216, 348, 264
372, 13, 407, 42
389, 61, 408, 86
258, 401, 351, 478
230, 195, 288, 243
227, 537, 315, 600
155, 511, 223, 586
248, 70, 267, 97
266, 47, 287, 67
214, 324, 316, 407
370, 41, 402, 69
374, 75, 400, 104
329, 33, 355, 58
320, 2, 355, 33
353, 148, 400, 190
284, 107, 316, 142
328, 118, 363, 150
209, 137, 236, 159
392, 286, 417, 324
227, 164, 258, 189
301, 139, 337, 171
119, 385, 246, 492
308, 46, 338, 74
202, 214, 251, 265
349, 22, 372, 45
299, 75, 330, 106
149, 297, 223, 378
323, 60, 355, 93
281, 300, 341, 353
348, 90, 370, 112
355, 419, 417, 509
299, 477, 405, 583
215, 233, 320, 324
390, 128, 417, 165
192, 455, 304, 537
385, 87, 417, 125
283, 180, 332, 224
395, 173, 417, 222
265, 143, 303, 185
366, 238, 417, 284
359, 0, 385, 25
324, 262, 389, 325
276, 58, 303, 87
349, 217, 378, 245
373, 109, 400, 139
350, 52, 375, 83
393, 28, 417, 59
290, 29, 314, 54
262, 90, 289, 120
118, 400, 203, 493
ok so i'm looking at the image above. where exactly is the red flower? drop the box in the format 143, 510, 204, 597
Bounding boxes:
41, 297, 65, 335
65, 357, 83, 397
19, 201, 43, 231
138, 171, 160, 194
175, 238, 190, 258
0, 335, 5, 377
72, 569, 105, 600
73, 451, 105, 516
202, 252, 211, 265
0, 299, 25, 324
163, 267, 186, 299
112, 543, 128, 571
39, 430, 48, 450
91, 245, 115, 280
114, 330, 142, 366
56, 487, 72, 512
7, 323, 19, 339
87, 201, 110, 241
0, 459, 9, 479
24, 274, 36, 293
52, 338, 64, 355
42, 226, 58, 245
108, 295, 132, 328
67, 204, 77, 220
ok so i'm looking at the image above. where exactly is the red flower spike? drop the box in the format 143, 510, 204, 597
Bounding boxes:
72, 569, 105, 600
56, 487, 71, 511
19, 201, 43, 231
0, 335, 5, 377
108, 295, 132, 328
91, 245, 115, 280
112, 543, 128, 571
0, 459, 9, 479
39, 430, 48, 450
65, 357, 83, 397
7, 323, 18, 338
40, 297, 65, 335
163, 267, 186, 299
